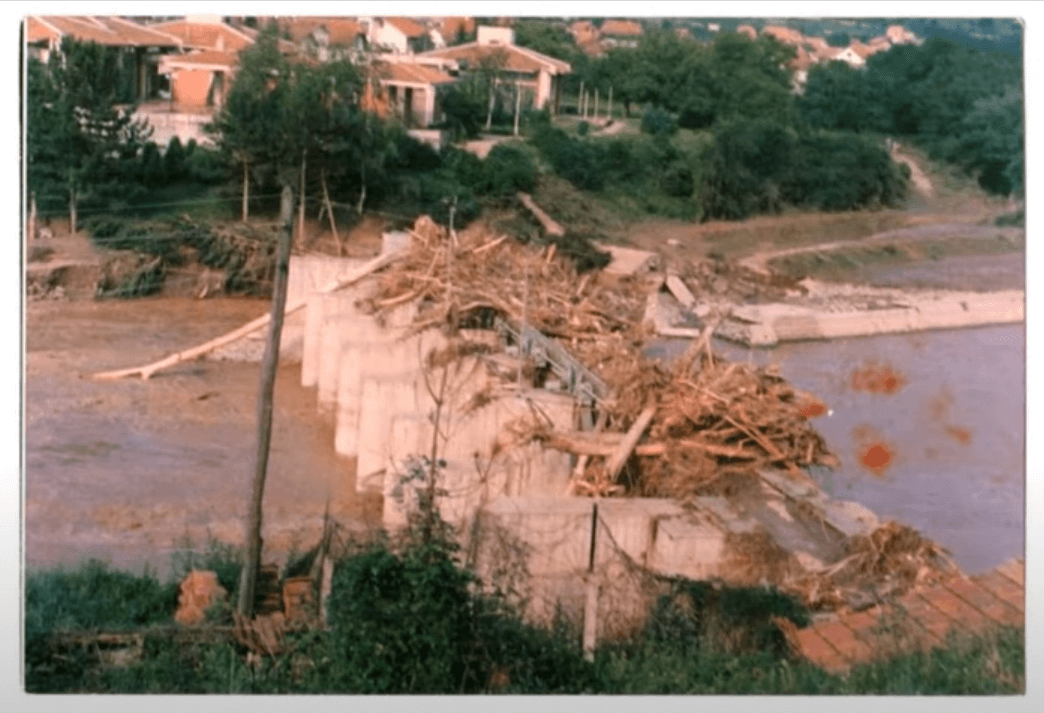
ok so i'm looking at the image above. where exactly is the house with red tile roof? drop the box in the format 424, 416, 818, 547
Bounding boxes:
567, 20, 599, 45
433, 17, 476, 47
736, 24, 758, 40
364, 16, 434, 54
416, 26, 571, 112
368, 58, 457, 128
599, 19, 642, 50
26, 16, 182, 101
277, 17, 368, 61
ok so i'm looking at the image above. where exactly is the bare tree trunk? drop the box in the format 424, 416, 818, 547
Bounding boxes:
320, 168, 341, 257
607, 86, 613, 121
242, 161, 250, 222
297, 152, 307, 248
513, 81, 521, 136
357, 162, 367, 216
578, 80, 584, 116
236, 185, 295, 618
69, 188, 77, 235
29, 193, 37, 241
486, 80, 496, 131
594, 88, 599, 121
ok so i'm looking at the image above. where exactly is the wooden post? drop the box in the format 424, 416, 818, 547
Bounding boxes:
297, 152, 307, 247
594, 88, 599, 121
607, 86, 613, 121
513, 81, 522, 136
578, 80, 584, 116
28, 193, 37, 241
582, 501, 598, 661
236, 185, 295, 618
242, 161, 250, 222
320, 168, 340, 256
69, 188, 77, 235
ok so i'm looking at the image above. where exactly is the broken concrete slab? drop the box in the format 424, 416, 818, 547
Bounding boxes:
598, 244, 660, 276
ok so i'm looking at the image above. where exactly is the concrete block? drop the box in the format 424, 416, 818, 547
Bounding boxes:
334, 346, 364, 457
301, 294, 324, 387
483, 498, 596, 576
647, 513, 727, 581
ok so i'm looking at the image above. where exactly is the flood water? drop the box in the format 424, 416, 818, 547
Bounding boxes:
650, 324, 1025, 575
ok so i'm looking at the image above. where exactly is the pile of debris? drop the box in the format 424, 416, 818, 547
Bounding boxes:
681, 256, 808, 305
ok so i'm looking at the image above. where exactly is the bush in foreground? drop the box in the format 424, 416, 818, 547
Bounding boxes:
24, 545, 1024, 694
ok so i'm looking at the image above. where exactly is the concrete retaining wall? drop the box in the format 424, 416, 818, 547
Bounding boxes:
721, 290, 1024, 346
470, 497, 731, 635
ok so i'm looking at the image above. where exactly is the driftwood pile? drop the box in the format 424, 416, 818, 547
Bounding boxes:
370, 216, 838, 500
366, 216, 647, 344
726, 522, 957, 611
369, 216, 954, 609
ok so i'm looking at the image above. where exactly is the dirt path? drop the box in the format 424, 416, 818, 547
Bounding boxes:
25, 297, 379, 578
892, 146, 935, 198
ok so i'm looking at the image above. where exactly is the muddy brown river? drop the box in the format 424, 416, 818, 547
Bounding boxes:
653, 323, 1025, 575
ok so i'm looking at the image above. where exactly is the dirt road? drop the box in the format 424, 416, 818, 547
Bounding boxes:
25, 297, 379, 578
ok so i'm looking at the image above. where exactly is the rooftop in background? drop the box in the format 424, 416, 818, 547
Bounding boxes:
27, 16, 182, 48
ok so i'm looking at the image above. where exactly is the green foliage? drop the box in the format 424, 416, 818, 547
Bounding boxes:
826, 32, 850, 48
164, 136, 187, 180
25, 561, 176, 692
700, 119, 907, 219
27, 40, 154, 226
783, 131, 908, 211
25, 550, 1025, 694
513, 20, 581, 63
640, 106, 678, 137
799, 61, 875, 133
800, 37, 1024, 195
481, 144, 538, 197
439, 81, 487, 141
325, 543, 477, 693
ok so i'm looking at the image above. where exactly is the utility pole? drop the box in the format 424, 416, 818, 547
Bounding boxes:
237, 184, 295, 618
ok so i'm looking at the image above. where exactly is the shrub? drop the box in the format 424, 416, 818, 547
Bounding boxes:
481, 143, 538, 197
25, 561, 177, 692
164, 136, 186, 181
641, 106, 679, 137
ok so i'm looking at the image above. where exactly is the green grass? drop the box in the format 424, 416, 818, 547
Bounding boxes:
770, 233, 1025, 281
24, 550, 1026, 694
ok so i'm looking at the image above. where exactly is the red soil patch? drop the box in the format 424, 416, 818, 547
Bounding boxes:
850, 363, 907, 395
797, 396, 828, 418
859, 442, 894, 475
944, 425, 972, 445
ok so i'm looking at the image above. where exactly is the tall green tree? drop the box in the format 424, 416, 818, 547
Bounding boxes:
799, 60, 874, 132
207, 26, 290, 221
26, 39, 151, 232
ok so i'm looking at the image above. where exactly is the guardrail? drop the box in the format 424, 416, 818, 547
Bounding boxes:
494, 315, 608, 406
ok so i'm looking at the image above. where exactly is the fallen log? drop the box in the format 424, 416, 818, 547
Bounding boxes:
92, 249, 406, 381
605, 405, 656, 482
517, 192, 565, 237
548, 430, 760, 460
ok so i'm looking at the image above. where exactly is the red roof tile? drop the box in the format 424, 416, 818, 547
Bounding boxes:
385, 17, 427, 39
437, 17, 475, 40
161, 49, 239, 70
33, 16, 181, 47
376, 61, 455, 86
148, 19, 254, 52
421, 42, 570, 75
600, 20, 643, 37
